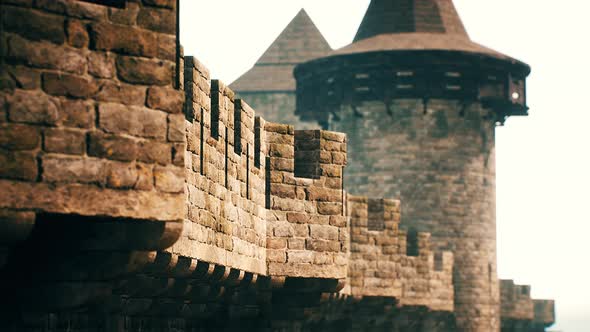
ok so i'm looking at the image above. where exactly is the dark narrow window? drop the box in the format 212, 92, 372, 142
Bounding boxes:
210, 80, 220, 140
434, 252, 443, 271
246, 144, 250, 199
406, 228, 419, 257
265, 157, 271, 209
254, 117, 261, 168
224, 127, 228, 188
199, 108, 204, 175
234, 100, 242, 155
294, 130, 320, 179
367, 199, 385, 231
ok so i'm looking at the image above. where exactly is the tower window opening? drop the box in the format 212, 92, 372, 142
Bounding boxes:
396, 71, 414, 77
406, 228, 419, 257
445, 71, 461, 78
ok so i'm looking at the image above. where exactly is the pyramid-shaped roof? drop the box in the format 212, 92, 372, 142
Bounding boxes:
231, 9, 331, 92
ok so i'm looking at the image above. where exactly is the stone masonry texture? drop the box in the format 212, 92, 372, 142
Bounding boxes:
0, 0, 554, 331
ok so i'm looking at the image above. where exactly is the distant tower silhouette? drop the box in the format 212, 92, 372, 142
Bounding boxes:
231, 9, 331, 128
294, 0, 530, 331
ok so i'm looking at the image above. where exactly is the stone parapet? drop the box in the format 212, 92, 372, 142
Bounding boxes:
346, 195, 454, 312
500, 279, 556, 331
0, 0, 184, 261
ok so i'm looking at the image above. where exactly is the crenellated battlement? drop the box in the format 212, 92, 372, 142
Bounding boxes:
500, 279, 556, 330
0, 0, 553, 331
346, 195, 453, 311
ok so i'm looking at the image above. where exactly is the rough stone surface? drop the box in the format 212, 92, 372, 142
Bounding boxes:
0, 1, 553, 332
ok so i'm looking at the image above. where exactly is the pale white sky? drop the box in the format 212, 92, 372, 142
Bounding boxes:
180, 1, 590, 330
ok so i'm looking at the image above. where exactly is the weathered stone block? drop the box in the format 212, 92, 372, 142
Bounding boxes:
44, 128, 86, 155
66, 20, 89, 48
330, 216, 347, 227
137, 141, 171, 165
106, 161, 152, 190
7, 35, 87, 75
0, 180, 184, 222
273, 224, 293, 237
154, 165, 184, 193
42, 155, 106, 185
157, 34, 176, 61
42, 72, 98, 98
167, 114, 184, 142
288, 251, 313, 263
267, 249, 286, 263
116, 56, 173, 86
2, 6, 65, 44
7, 89, 59, 125
147, 87, 184, 113
0, 150, 37, 181
293, 224, 309, 237
288, 238, 305, 250
58, 99, 95, 129
0, 124, 40, 150
88, 131, 138, 162
310, 224, 339, 241
270, 184, 296, 199
137, 7, 175, 34
88, 52, 115, 79
89, 22, 157, 57
96, 81, 146, 106
3, 66, 40, 90
317, 202, 342, 215
99, 103, 167, 139
306, 239, 340, 252
266, 238, 286, 249
286, 212, 310, 224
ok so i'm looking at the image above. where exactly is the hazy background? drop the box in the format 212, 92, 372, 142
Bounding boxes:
180, 1, 590, 330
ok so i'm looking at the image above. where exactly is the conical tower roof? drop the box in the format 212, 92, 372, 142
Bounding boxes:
354, 0, 468, 42
231, 9, 331, 92
333, 0, 526, 66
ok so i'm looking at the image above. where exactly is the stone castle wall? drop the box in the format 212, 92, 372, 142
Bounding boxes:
346, 196, 454, 312
0, 1, 460, 331
320, 88, 500, 332
500, 280, 556, 332
0, 0, 184, 253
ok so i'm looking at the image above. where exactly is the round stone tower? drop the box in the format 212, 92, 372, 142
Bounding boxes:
294, 0, 530, 331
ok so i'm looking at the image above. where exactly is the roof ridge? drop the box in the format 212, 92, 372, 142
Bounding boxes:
255, 8, 332, 65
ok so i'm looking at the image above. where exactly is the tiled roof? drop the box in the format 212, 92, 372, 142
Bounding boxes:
333, 33, 517, 63
231, 64, 297, 92
334, 0, 525, 65
354, 0, 468, 42
231, 9, 331, 92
